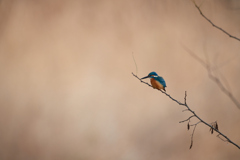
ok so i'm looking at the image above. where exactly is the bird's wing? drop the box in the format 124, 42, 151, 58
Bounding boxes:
155, 76, 166, 87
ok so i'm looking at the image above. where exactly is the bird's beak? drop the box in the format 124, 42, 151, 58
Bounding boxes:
141, 75, 149, 79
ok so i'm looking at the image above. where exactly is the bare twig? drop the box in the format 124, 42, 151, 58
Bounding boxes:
217, 134, 228, 142
132, 52, 138, 75
132, 72, 240, 149
182, 109, 189, 112
193, 1, 240, 41
190, 121, 201, 127
179, 115, 195, 123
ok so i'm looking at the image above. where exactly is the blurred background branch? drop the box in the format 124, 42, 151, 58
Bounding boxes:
132, 73, 240, 149
181, 44, 240, 109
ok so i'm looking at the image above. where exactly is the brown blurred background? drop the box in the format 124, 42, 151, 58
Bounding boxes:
0, 0, 240, 159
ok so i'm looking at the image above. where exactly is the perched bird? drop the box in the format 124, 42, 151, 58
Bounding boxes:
141, 72, 166, 91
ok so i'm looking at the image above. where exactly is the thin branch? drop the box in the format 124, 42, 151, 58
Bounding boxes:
217, 134, 229, 142
190, 121, 201, 127
193, 1, 240, 41
182, 109, 189, 112
179, 115, 195, 123
132, 52, 138, 76
132, 72, 240, 149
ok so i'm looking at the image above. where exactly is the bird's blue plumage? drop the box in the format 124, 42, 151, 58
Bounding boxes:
153, 76, 166, 87
148, 72, 158, 77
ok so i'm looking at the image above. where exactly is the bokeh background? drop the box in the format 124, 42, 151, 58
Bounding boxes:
0, 0, 240, 159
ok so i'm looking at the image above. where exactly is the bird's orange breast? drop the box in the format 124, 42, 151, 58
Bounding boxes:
150, 78, 165, 91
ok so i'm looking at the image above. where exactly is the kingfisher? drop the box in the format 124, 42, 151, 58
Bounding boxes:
141, 72, 166, 91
